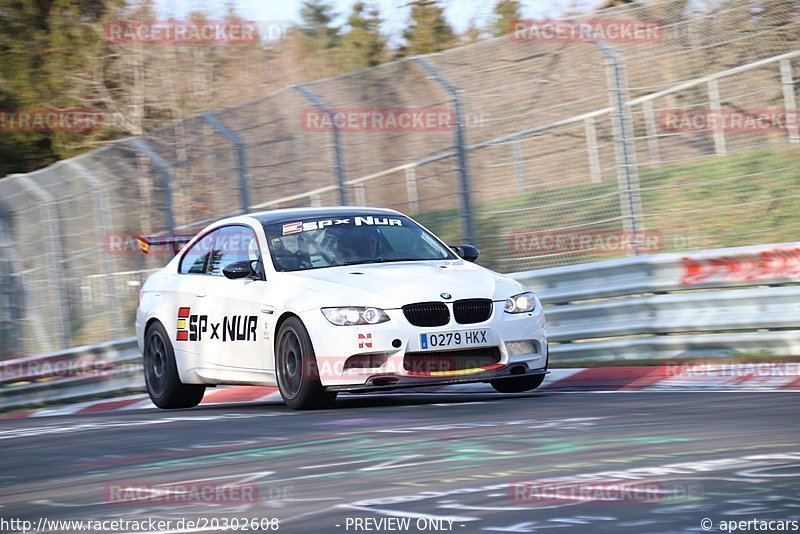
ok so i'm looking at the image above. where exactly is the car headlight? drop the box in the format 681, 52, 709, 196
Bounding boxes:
321, 307, 390, 326
504, 291, 537, 314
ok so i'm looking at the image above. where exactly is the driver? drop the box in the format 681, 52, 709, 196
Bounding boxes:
335, 225, 381, 261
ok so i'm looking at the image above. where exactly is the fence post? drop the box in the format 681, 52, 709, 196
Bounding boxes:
404, 166, 420, 215
199, 112, 250, 213
584, 117, 603, 183
0, 217, 16, 356
707, 79, 727, 155
0, 192, 49, 354
595, 42, 645, 255
0, 225, 8, 355
414, 56, 476, 245
354, 184, 367, 206
14, 175, 71, 348
66, 161, 125, 338
511, 138, 528, 193
643, 100, 662, 168
127, 138, 176, 232
293, 84, 348, 205
780, 59, 800, 144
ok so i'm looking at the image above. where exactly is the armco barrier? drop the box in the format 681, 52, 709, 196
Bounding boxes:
513, 241, 800, 363
2, 241, 799, 411
512, 241, 800, 304
0, 338, 142, 411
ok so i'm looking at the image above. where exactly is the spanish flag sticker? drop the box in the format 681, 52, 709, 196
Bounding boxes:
137, 236, 150, 255
176, 307, 190, 341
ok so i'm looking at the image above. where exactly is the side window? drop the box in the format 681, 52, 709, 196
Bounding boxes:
207, 225, 261, 277
179, 230, 220, 274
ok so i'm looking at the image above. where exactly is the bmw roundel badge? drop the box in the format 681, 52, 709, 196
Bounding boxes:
440, 292, 452, 299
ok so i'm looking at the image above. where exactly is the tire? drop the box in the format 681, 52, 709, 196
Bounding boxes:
275, 317, 338, 410
490, 373, 546, 393
143, 321, 205, 409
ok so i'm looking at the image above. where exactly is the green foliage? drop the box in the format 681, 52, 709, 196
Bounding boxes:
400, 0, 457, 56
492, 0, 522, 37
300, 0, 340, 49
339, 2, 385, 71
0, 0, 122, 173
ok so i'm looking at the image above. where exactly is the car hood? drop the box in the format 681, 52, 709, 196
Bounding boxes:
279, 260, 525, 309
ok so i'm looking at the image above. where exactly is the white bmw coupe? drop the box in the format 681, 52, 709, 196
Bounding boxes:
136, 207, 548, 409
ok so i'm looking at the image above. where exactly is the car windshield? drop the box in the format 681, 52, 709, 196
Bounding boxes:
262, 215, 455, 272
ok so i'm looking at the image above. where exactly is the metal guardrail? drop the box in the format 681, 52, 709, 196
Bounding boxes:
2, 242, 799, 412
512, 241, 800, 363
0, 338, 142, 411
549, 331, 800, 363
513, 242, 800, 303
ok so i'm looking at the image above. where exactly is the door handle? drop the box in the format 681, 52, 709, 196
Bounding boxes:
195, 288, 207, 298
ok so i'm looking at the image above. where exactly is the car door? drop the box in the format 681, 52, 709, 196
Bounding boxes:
171, 228, 221, 358
196, 224, 269, 370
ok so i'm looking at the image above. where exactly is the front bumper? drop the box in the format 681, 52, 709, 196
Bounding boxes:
299, 299, 548, 389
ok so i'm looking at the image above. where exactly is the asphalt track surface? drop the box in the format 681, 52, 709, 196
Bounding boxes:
1, 390, 799, 534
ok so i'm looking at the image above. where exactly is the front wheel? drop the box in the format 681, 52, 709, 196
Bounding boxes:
490, 373, 546, 393
275, 317, 338, 410
143, 321, 205, 409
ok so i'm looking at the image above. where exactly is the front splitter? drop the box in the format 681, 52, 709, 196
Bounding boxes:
325, 368, 548, 393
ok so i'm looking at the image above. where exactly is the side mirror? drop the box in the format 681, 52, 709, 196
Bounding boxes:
451, 244, 480, 262
223, 260, 256, 280
250, 259, 265, 280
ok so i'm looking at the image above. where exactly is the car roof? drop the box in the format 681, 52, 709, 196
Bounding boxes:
249, 206, 403, 226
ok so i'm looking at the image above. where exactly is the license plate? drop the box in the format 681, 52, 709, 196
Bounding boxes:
419, 329, 489, 350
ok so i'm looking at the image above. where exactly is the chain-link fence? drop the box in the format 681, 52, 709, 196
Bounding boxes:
1, 0, 798, 357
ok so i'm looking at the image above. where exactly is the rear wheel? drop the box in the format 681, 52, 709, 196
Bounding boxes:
144, 321, 205, 409
276, 317, 337, 410
490, 373, 546, 393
